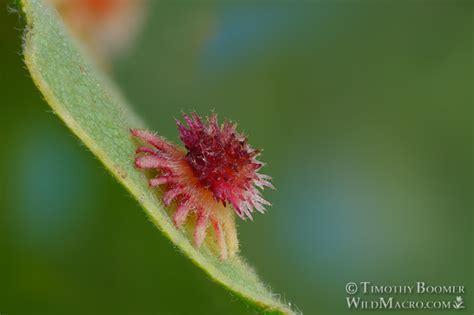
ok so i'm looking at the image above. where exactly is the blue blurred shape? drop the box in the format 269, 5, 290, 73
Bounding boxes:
201, 6, 310, 72
10, 126, 98, 251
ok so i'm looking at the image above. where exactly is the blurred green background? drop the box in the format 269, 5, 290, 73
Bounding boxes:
0, 1, 472, 314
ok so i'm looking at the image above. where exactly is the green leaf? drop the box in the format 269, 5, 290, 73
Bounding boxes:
20, 0, 296, 314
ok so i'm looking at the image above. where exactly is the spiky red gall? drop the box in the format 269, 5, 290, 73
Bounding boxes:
131, 113, 273, 260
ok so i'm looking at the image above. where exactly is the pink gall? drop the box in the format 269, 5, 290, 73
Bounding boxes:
131, 113, 273, 260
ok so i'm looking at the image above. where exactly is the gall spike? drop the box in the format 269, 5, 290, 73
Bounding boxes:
131, 113, 273, 260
